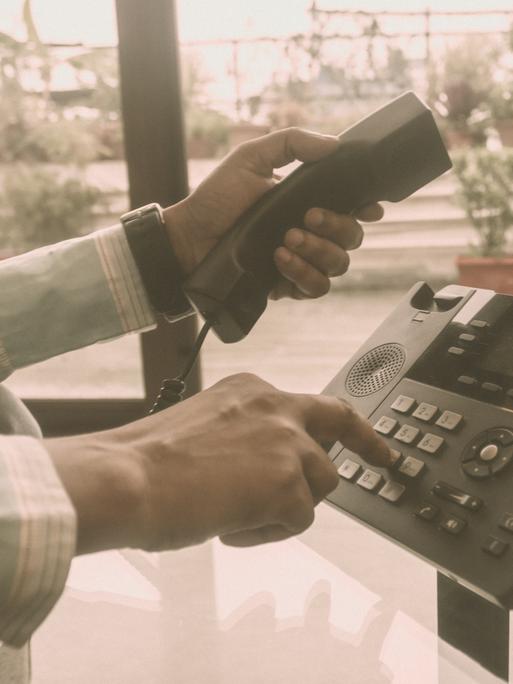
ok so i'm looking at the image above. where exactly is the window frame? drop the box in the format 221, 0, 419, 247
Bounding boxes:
25, 0, 200, 436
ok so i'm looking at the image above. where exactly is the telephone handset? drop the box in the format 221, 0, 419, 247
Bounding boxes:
323, 282, 513, 607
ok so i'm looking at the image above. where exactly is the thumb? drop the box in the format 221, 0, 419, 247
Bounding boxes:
241, 127, 339, 172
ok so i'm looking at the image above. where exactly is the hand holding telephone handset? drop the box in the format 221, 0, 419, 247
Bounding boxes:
151, 92, 452, 411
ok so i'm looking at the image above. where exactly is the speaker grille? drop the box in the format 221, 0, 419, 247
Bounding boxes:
345, 343, 406, 397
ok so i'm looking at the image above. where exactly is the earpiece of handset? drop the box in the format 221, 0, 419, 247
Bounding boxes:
183, 92, 451, 344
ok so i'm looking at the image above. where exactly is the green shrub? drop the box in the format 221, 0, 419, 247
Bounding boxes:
453, 148, 513, 256
0, 165, 102, 251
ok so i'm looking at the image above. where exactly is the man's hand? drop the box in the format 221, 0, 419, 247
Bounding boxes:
164, 128, 383, 300
46, 374, 393, 555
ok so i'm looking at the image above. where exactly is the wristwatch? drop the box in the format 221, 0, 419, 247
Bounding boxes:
121, 202, 193, 321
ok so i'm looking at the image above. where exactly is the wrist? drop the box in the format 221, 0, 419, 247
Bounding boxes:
162, 200, 197, 276
45, 433, 148, 555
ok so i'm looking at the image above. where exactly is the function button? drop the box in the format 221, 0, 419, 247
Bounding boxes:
462, 460, 490, 479
431, 481, 482, 511
398, 456, 425, 478
415, 502, 439, 521
458, 375, 478, 387
436, 410, 463, 431
357, 469, 383, 492
458, 333, 477, 344
395, 424, 420, 445
448, 346, 465, 357
373, 416, 398, 436
412, 402, 438, 423
470, 319, 489, 329
378, 480, 406, 503
486, 428, 513, 446
391, 395, 416, 414
328, 441, 343, 461
388, 448, 402, 467
418, 433, 445, 455
482, 382, 503, 394
490, 450, 513, 475
482, 536, 508, 557
440, 515, 467, 535
499, 513, 513, 534
479, 444, 499, 462
337, 459, 361, 481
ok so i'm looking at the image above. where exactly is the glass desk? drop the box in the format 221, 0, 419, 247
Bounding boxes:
32, 502, 509, 683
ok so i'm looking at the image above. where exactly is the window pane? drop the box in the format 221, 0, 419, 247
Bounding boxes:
0, 0, 145, 399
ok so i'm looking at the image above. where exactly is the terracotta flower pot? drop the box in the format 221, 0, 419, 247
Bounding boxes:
457, 255, 513, 294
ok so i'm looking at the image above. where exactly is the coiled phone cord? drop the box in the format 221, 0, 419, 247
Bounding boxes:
149, 320, 212, 414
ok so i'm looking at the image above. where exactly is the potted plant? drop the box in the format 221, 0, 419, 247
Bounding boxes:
453, 147, 513, 293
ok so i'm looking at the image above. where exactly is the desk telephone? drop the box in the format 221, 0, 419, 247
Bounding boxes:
324, 282, 513, 607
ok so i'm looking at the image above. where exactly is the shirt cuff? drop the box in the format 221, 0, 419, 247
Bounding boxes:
0, 436, 76, 648
94, 225, 158, 334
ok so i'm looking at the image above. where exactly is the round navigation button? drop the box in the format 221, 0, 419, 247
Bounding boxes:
480, 444, 499, 462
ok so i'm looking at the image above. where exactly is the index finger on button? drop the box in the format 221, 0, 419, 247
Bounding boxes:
294, 394, 393, 467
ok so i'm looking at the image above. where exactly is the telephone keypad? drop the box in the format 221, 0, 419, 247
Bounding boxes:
395, 425, 420, 445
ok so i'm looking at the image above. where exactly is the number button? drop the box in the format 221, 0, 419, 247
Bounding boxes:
391, 395, 416, 414
398, 456, 425, 478
436, 410, 463, 431
356, 469, 383, 492
417, 433, 445, 455
373, 416, 398, 436
378, 481, 405, 503
337, 459, 361, 481
395, 424, 420, 445
412, 402, 438, 422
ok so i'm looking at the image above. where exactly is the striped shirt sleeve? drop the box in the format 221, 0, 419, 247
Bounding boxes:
0, 225, 158, 381
0, 436, 76, 648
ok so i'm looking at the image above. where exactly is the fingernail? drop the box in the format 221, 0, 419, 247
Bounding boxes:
277, 247, 292, 263
287, 229, 304, 248
386, 448, 401, 468
308, 209, 324, 228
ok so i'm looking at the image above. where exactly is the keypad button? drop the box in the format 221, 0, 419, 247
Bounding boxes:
486, 428, 513, 446
378, 481, 405, 503
499, 512, 513, 534
458, 333, 477, 343
328, 441, 343, 461
482, 536, 508, 557
395, 424, 420, 445
418, 433, 445, 455
398, 456, 425, 478
457, 375, 478, 387
448, 346, 465, 356
356, 469, 383, 492
462, 460, 490, 479
337, 459, 361, 481
436, 410, 463, 431
388, 448, 402, 467
431, 481, 482, 511
482, 382, 503, 394
440, 515, 466, 535
470, 319, 489, 329
391, 395, 416, 414
412, 402, 438, 423
373, 416, 398, 436
415, 502, 439, 521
